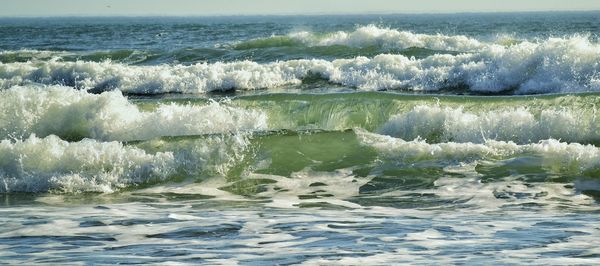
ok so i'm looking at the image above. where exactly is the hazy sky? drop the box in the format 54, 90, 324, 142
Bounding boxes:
2, 0, 600, 17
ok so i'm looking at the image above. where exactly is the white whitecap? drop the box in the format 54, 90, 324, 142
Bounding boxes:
0, 85, 267, 141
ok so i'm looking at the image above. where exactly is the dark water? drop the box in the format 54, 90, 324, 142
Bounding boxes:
1, 13, 600, 265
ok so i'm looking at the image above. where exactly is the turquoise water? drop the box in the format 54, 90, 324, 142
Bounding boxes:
1, 13, 600, 265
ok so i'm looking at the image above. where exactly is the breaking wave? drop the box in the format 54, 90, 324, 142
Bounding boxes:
1, 35, 599, 94
379, 105, 600, 144
0, 85, 267, 141
0, 135, 176, 193
235, 25, 486, 51
358, 130, 600, 175
0, 133, 252, 193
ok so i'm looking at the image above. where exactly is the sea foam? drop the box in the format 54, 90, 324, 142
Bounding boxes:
0, 135, 175, 193
0, 132, 254, 193
235, 25, 486, 52
282, 25, 486, 51
357, 129, 600, 175
2, 35, 598, 94
379, 105, 599, 144
0, 85, 267, 141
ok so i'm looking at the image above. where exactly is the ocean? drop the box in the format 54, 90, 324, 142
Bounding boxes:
1, 12, 600, 264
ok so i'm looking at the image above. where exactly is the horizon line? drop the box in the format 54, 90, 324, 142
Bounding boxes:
1, 9, 599, 18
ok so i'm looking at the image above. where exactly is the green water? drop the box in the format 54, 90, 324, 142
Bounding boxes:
2, 13, 600, 265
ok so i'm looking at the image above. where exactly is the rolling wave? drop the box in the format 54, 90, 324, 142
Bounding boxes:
2, 86, 600, 193
0, 133, 252, 193
0, 49, 159, 65
0, 85, 267, 141
0, 135, 175, 193
379, 105, 600, 144
358, 129, 600, 176
4, 86, 600, 145
234, 25, 486, 51
1, 35, 598, 94
232, 92, 600, 144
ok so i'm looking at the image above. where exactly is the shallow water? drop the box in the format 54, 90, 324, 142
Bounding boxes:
1, 12, 600, 265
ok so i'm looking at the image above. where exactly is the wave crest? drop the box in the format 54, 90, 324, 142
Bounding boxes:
379, 105, 599, 144
235, 25, 485, 52
0, 85, 267, 141
357, 129, 600, 175
2, 35, 599, 94
0, 135, 176, 193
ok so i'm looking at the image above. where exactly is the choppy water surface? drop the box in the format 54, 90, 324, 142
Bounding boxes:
1, 13, 600, 265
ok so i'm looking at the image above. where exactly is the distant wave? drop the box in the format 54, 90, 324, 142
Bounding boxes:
0, 26, 520, 64
234, 25, 487, 51
0, 49, 162, 64
1, 35, 598, 94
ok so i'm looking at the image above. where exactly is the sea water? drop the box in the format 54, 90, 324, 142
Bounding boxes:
1, 13, 600, 264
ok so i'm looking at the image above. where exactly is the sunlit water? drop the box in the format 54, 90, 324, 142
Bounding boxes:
1, 13, 600, 265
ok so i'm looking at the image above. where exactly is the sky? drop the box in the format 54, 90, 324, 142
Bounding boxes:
2, 0, 600, 17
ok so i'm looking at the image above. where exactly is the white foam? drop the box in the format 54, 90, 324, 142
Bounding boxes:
357, 129, 600, 174
0, 85, 267, 141
256, 169, 368, 209
287, 25, 485, 51
379, 105, 599, 144
139, 133, 253, 177
329, 35, 600, 93
3, 35, 599, 94
0, 59, 322, 93
0, 131, 254, 193
0, 49, 70, 60
0, 135, 175, 193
